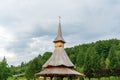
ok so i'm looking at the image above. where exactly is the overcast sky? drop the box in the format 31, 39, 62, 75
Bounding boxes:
0, 0, 120, 66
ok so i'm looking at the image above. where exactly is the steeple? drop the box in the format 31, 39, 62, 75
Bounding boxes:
35, 18, 85, 78
53, 17, 65, 43
43, 17, 74, 68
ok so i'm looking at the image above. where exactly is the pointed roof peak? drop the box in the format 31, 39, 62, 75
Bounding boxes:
53, 17, 65, 43
59, 16, 61, 23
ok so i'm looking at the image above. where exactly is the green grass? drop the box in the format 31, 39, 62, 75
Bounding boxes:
7, 77, 41, 80
7, 77, 27, 80
7, 76, 120, 80
83, 76, 120, 80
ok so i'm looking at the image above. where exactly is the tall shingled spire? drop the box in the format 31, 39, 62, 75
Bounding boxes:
43, 17, 74, 68
53, 17, 65, 43
35, 18, 85, 78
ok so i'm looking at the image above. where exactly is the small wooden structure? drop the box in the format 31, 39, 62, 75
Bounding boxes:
35, 19, 85, 80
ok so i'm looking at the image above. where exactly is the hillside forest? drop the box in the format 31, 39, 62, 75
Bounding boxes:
0, 39, 120, 80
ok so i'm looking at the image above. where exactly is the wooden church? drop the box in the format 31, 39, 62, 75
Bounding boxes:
35, 19, 85, 80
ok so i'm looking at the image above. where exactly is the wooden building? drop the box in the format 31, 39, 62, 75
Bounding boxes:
35, 19, 85, 80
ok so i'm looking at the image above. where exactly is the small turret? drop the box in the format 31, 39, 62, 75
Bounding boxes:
53, 17, 65, 48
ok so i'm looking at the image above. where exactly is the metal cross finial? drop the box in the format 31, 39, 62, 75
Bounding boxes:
59, 16, 61, 23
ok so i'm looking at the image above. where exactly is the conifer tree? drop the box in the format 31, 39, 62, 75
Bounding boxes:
0, 57, 10, 80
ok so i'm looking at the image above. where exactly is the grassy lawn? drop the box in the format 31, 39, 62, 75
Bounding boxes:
7, 77, 27, 80
7, 76, 119, 80
7, 77, 41, 80
85, 76, 120, 80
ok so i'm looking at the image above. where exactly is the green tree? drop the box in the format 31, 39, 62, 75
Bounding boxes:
41, 52, 52, 65
108, 46, 118, 69
84, 46, 95, 80
76, 47, 85, 67
108, 45, 120, 76
0, 57, 11, 80
25, 57, 42, 80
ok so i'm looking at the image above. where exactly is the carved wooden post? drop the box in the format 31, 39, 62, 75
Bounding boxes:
44, 77, 46, 80
50, 76, 53, 80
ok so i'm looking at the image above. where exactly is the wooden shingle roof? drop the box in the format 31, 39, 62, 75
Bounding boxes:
43, 47, 74, 68
36, 67, 85, 77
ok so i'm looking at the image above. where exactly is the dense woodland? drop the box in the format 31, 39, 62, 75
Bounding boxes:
0, 39, 120, 80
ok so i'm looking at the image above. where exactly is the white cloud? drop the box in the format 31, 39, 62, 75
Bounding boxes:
0, 25, 15, 42
29, 35, 54, 54
0, 0, 120, 65
0, 48, 16, 66
0, 48, 15, 59
0, 26, 17, 65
